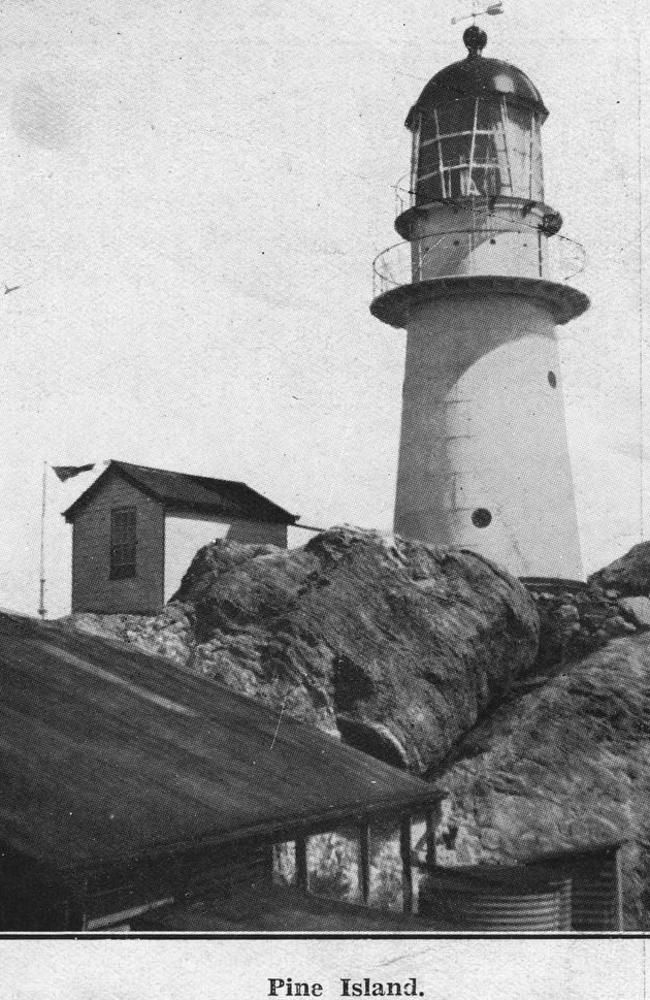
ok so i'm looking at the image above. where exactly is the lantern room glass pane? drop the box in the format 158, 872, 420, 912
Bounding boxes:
432, 98, 475, 138
414, 98, 544, 205
531, 116, 544, 199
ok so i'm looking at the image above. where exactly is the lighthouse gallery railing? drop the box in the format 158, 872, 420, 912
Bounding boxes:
372, 227, 586, 300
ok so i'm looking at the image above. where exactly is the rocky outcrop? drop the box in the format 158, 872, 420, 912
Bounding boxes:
527, 583, 641, 676
515, 542, 650, 680
589, 541, 650, 596
68, 529, 650, 927
71, 527, 539, 774
72, 603, 193, 665
432, 633, 650, 928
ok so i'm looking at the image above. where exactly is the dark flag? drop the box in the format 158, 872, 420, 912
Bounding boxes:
52, 463, 95, 482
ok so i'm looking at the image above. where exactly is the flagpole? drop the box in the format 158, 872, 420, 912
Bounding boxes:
38, 460, 47, 620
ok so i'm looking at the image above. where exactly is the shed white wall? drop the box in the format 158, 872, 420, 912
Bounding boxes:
164, 513, 289, 602
71, 471, 165, 614
288, 526, 320, 549
164, 514, 231, 602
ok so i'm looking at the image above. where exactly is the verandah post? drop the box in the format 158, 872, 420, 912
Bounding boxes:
359, 819, 371, 906
295, 835, 308, 893
400, 815, 413, 914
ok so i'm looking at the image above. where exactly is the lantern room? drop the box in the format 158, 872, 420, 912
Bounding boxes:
406, 26, 547, 207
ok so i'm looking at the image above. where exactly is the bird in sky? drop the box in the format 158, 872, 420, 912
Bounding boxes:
4, 283, 20, 295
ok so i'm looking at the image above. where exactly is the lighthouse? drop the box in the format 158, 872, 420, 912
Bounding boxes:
371, 25, 589, 579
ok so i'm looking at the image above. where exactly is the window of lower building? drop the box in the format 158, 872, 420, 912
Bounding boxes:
110, 506, 137, 579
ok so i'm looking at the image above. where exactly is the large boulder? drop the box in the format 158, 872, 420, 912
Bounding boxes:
72, 527, 539, 774
432, 632, 650, 928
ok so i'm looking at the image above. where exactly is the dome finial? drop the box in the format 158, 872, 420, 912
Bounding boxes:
463, 24, 488, 57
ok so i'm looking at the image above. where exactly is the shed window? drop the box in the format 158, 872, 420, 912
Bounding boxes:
110, 507, 137, 579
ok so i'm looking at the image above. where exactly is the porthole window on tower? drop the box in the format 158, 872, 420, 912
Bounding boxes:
547, 371, 557, 388
471, 508, 492, 528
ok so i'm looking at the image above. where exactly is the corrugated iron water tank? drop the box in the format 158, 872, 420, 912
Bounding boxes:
419, 865, 572, 931
528, 845, 623, 931
570, 854, 621, 931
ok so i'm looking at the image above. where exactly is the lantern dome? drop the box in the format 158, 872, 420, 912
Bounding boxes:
406, 26, 548, 129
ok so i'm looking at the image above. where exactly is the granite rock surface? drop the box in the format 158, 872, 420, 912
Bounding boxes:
72, 526, 539, 774
70, 531, 650, 926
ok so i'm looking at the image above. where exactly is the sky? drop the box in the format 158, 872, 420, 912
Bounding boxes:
0, 0, 648, 617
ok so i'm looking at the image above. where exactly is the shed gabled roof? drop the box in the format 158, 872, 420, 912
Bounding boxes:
63, 460, 298, 525
0, 612, 443, 882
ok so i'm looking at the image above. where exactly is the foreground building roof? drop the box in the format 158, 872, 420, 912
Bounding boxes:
0, 611, 443, 884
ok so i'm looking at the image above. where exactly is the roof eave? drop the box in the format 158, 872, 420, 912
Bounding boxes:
47, 787, 448, 886
163, 500, 298, 525
406, 92, 549, 131
62, 461, 163, 523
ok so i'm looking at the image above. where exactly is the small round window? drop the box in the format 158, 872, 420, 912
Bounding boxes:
548, 371, 557, 388
471, 508, 492, 529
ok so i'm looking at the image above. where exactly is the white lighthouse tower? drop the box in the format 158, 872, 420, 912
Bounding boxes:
371, 24, 590, 579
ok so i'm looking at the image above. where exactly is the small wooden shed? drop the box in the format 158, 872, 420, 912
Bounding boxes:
63, 460, 299, 614
0, 612, 443, 931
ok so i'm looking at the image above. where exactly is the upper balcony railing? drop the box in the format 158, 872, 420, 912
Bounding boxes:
394, 175, 415, 218
372, 226, 586, 300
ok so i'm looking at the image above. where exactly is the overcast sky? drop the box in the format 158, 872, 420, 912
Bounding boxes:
0, 0, 648, 616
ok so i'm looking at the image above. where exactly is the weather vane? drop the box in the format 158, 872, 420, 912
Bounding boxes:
451, 0, 504, 25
